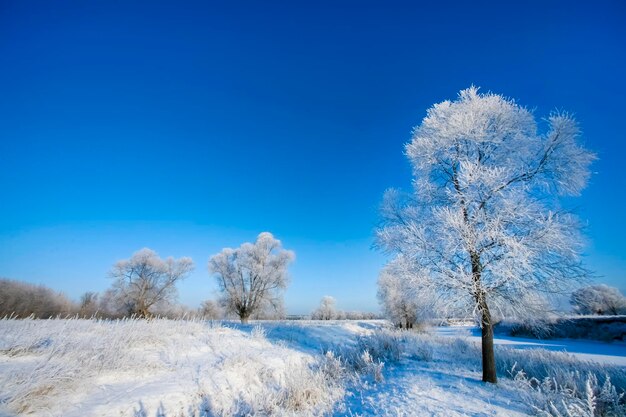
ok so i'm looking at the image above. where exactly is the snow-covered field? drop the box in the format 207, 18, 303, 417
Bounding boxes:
1, 319, 625, 417
438, 326, 626, 366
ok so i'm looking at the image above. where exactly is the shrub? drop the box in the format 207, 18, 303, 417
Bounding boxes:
512, 367, 626, 417
0, 278, 74, 318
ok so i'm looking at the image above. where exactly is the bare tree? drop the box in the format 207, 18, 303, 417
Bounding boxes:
79, 291, 99, 317
376, 87, 594, 383
312, 296, 337, 320
251, 297, 287, 320
199, 299, 222, 320
344, 311, 380, 320
96, 288, 126, 318
0, 278, 74, 318
571, 284, 626, 315
208, 232, 294, 324
109, 248, 194, 318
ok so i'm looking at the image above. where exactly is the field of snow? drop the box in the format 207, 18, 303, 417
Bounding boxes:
1, 319, 625, 417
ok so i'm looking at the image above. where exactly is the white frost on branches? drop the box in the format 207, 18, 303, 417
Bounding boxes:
312, 296, 338, 320
377, 256, 435, 328
376, 85, 595, 327
208, 232, 294, 323
376, 87, 595, 382
109, 248, 194, 318
571, 285, 626, 316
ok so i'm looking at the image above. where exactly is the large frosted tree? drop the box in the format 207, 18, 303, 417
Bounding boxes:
376, 87, 595, 383
208, 232, 294, 323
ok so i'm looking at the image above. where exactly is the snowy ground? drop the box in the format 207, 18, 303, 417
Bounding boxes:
0, 319, 624, 417
437, 325, 626, 366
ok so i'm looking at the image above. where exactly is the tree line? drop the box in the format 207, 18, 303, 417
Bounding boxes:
1, 233, 295, 321
1, 232, 382, 321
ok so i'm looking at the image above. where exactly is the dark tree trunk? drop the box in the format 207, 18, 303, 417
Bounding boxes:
239, 310, 250, 324
472, 251, 497, 383
480, 301, 497, 383
138, 309, 151, 319
135, 302, 150, 319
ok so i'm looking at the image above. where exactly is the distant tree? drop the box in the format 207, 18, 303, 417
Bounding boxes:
312, 296, 337, 320
0, 278, 74, 318
376, 87, 594, 383
344, 311, 381, 320
571, 285, 626, 315
378, 259, 417, 329
199, 299, 222, 320
79, 291, 99, 317
96, 288, 125, 318
109, 248, 194, 318
153, 302, 194, 319
208, 232, 294, 324
251, 297, 287, 320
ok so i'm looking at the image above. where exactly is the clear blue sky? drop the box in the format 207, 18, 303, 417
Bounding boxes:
1, 0, 625, 314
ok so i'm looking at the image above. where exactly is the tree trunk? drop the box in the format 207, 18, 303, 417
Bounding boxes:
135, 303, 150, 319
480, 301, 497, 383
472, 250, 497, 384
240, 312, 250, 324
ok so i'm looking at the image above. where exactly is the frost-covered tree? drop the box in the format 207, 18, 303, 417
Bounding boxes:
376, 87, 595, 383
251, 298, 287, 320
199, 299, 222, 320
109, 249, 194, 318
571, 284, 626, 315
344, 311, 380, 320
377, 256, 431, 329
208, 232, 294, 324
96, 288, 125, 318
79, 291, 99, 317
0, 278, 74, 318
312, 296, 338, 320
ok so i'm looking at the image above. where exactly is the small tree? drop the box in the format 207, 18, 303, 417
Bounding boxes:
377, 257, 429, 329
109, 248, 194, 318
97, 288, 125, 318
208, 232, 294, 324
312, 296, 337, 320
376, 87, 594, 383
79, 291, 99, 317
199, 299, 222, 320
571, 285, 626, 315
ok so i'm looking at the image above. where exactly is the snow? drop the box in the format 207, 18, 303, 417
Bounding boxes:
0, 319, 624, 416
437, 325, 626, 366
228, 319, 378, 353
338, 353, 532, 417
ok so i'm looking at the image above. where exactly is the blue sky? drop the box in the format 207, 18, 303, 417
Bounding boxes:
0, 0, 625, 314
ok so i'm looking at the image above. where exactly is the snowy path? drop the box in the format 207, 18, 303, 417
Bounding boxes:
437, 326, 626, 366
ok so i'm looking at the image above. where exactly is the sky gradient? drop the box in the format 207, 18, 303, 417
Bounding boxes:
1, 0, 625, 314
